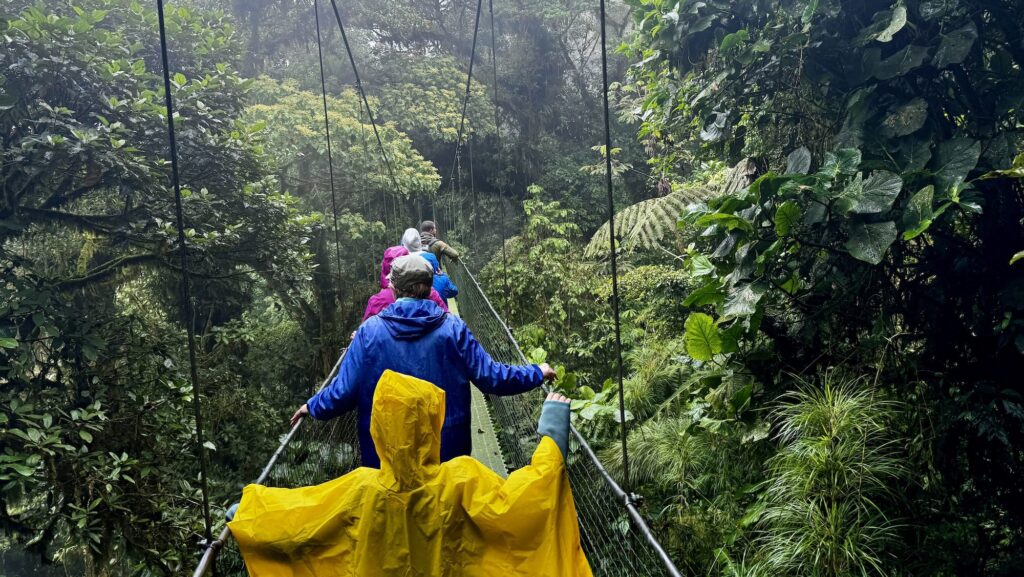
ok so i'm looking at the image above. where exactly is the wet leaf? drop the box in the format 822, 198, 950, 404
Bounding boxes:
684, 313, 722, 361
875, 5, 907, 42
724, 284, 765, 318
850, 171, 903, 214
933, 22, 977, 69
822, 148, 862, 177
882, 98, 927, 137
864, 44, 930, 80
902, 185, 935, 240
775, 201, 801, 236
846, 221, 898, 264
932, 137, 980, 192
785, 147, 811, 175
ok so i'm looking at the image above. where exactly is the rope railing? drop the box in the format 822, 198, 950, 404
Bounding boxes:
447, 261, 683, 577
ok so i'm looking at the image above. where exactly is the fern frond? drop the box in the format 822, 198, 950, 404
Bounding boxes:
585, 186, 716, 258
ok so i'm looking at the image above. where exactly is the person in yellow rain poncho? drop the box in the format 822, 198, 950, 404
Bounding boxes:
228, 370, 593, 577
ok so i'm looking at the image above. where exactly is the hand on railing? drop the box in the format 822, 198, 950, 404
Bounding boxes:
539, 363, 557, 381
290, 403, 309, 427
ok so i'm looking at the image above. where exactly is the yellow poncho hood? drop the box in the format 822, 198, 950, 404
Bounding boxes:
228, 370, 593, 577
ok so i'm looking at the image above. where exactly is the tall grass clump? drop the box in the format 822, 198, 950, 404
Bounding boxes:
753, 375, 905, 577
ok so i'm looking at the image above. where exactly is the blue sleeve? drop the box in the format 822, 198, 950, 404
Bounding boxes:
443, 275, 458, 298
456, 322, 543, 395
306, 334, 364, 420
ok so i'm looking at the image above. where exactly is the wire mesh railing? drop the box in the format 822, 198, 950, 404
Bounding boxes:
448, 260, 681, 577
192, 354, 358, 577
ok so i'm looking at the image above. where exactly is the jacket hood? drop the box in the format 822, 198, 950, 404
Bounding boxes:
401, 228, 423, 254
370, 370, 444, 490
379, 245, 410, 288
420, 230, 438, 247
377, 298, 447, 340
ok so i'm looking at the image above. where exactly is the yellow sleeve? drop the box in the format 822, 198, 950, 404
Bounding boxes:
463, 437, 566, 543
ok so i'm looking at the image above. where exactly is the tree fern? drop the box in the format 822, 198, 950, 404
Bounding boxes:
584, 185, 716, 258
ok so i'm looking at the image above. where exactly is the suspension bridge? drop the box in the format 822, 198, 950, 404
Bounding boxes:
146, 0, 686, 573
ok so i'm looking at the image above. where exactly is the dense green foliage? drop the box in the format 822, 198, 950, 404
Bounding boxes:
484, 0, 1024, 575
0, 1, 429, 573
3, 0, 1023, 575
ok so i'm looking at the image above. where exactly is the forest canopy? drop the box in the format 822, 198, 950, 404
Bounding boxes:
2, 0, 1023, 576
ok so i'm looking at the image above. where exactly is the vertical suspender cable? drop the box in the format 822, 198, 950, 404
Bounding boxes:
598, 0, 630, 492
469, 138, 477, 241
487, 0, 512, 318
327, 0, 401, 231
155, 0, 212, 545
313, 0, 344, 281
446, 0, 484, 239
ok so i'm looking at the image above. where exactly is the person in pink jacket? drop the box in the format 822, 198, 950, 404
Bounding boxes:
369, 228, 447, 320
362, 285, 448, 321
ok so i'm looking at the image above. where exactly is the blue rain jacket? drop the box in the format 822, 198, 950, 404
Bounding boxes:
433, 273, 459, 300
420, 252, 459, 300
306, 299, 544, 467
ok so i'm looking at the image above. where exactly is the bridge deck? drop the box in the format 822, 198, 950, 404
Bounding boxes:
449, 298, 508, 477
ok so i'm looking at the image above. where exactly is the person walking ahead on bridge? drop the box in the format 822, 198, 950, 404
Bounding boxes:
291, 255, 555, 467
420, 220, 460, 262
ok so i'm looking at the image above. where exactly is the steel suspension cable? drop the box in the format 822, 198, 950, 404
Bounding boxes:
598, 0, 630, 495
448, 262, 683, 576
444, 0, 484, 233
356, 95, 392, 245
191, 354, 347, 577
313, 0, 344, 281
155, 0, 212, 545
327, 0, 401, 210
487, 0, 512, 319
469, 137, 477, 240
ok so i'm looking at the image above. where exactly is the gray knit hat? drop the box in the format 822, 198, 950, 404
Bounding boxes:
389, 255, 433, 291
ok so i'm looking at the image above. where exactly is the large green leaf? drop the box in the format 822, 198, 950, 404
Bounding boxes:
774, 201, 801, 236
864, 44, 930, 80
933, 22, 977, 69
684, 313, 723, 361
695, 212, 754, 232
785, 147, 811, 175
724, 284, 765, 318
684, 282, 726, 307
850, 171, 903, 214
690, 254, 716, 277
901, 185, 935, 240
932, 137, 980, 192
845, 221, 898, 264
6, 463, 36, 477
1011, 251, 1024, 266
835, 87, 876, 148
919, 0, 958, 20
720, 29, 750, 54
895, 136, 933, 172
881, 98, 927, 137
822, 148, 862, 177
875, 5, 907, 42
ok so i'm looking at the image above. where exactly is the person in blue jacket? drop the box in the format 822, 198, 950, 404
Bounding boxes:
290, 255, 555, 467
420, 251, 459, 301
